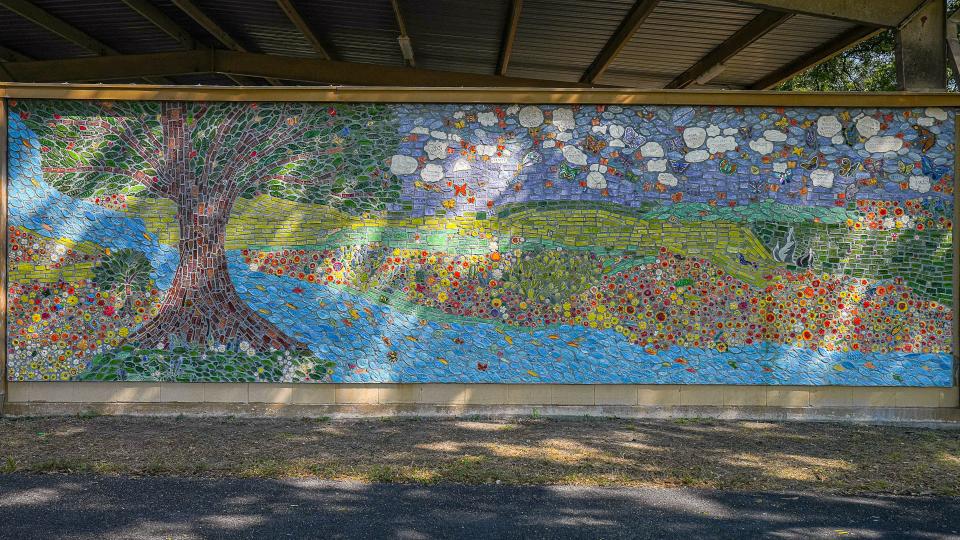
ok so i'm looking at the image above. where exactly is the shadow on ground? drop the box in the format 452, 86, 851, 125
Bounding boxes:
0, 416, 957, 496
0, 474, 958, 539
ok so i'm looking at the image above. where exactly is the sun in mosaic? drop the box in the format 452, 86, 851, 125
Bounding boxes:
6, 99, 954, 385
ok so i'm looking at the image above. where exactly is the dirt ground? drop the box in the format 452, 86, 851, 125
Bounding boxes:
0, 415, 957, 496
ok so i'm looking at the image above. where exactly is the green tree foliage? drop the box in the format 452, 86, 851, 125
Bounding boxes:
21, 100, 404, 215
778, 1, 959, 92
777, 32, 898, 92
92, 248, 152, 308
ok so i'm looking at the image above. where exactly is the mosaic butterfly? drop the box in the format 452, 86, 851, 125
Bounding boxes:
921, 155, 949, 181
718, 159, 737, 174
558, 162, 579, 181
843, 122, 858, 147
667, 136, 685, 153
837, 157, 856, 177
584, 135, 606, 154
799, 154, 818, 170
669, 160, 690, 174
805, 126, 818, 148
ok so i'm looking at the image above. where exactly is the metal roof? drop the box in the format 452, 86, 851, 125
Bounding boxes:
0, 0, 901, 88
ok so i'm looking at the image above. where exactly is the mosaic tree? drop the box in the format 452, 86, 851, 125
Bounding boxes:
92, 248, 153, 310
21, 100, 402, 352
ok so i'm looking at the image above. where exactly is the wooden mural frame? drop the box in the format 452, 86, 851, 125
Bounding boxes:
0, 84, 957, 393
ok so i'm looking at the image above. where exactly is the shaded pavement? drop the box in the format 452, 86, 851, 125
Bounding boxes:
0, 475, 958, 539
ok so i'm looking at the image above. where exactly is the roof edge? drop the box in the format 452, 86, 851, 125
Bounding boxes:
1, 83, 959, 106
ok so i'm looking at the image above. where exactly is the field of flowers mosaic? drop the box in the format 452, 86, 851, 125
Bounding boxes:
6, 99, 955, 385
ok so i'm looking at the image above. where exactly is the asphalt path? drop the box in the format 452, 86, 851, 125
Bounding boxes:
0, 474, 957, 539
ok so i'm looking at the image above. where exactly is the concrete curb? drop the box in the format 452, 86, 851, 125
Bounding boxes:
4, 402, 960, 425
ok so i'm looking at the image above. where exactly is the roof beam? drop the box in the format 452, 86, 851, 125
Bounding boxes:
276, 0, 332, 60
390, 0, 415, 67
170, 0, 246, 51
665, 10, 792, 89
731, 0, 927, 28
0, 0, 118, 55
218, 51, 601, 87
3, 50, 211, 82
119, 0, 198, 50
120, 0, 252, 85
496, 0, 523, 75
749, 25, 880, 89
0, 50, 605, 87
0, 44, 30, 63
170, 0, 279, 85
580, 0, 659, 84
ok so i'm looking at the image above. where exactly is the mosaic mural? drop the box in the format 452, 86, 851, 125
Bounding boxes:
5, 99, 955, 386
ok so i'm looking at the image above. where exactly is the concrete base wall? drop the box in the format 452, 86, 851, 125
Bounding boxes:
4, 382, 958, 423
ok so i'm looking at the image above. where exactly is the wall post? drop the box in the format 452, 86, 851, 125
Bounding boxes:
0, 97, 8, 412
955, 112, 959, 401
896, 0, 947, 91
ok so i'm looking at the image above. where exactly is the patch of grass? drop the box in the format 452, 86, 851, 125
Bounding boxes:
143, 459, 170, 476
239, 460, 291, 478
673, 417, 714, 426
0, 417, 958, 496
32, 458, 91, 474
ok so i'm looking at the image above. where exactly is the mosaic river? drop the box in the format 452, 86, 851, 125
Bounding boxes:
5, 100, 954, 385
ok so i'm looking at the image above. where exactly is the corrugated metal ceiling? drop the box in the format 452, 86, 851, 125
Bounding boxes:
509, 0, 637, 83
0, 0, 879, 88
713, 15, 856, 88
601, 0, 763, 87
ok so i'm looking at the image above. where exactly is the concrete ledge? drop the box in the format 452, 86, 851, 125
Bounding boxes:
6, 382, 958, 409
3, 401, 960, 425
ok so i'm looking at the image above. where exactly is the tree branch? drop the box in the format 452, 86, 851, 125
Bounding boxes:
256, 171, 336, 187
57, 117, 172, 196
241, 147, 346, 188
43, 165, 175, 198
203, 104, 260, 183
160, 102, 189, 164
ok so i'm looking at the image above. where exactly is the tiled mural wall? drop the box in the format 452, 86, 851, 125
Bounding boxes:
5, 99, 955, 385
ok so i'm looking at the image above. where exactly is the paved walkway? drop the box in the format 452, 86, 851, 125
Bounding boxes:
0, 475, 957, 539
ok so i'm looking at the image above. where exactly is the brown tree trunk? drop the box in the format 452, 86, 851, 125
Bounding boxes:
127, 191, 306, 352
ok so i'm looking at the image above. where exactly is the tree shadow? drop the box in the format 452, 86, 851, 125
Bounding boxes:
0, 472, 957, 539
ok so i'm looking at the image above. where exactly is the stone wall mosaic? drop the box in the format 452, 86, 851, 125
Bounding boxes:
6, 99, 955, 385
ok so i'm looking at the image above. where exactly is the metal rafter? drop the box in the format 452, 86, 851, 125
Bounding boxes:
0, 0, 117, 55
120, 0, 198, 50
497, 0, 523, 76
276, 0, 332, 60
0, 44, 30, 63
170, 0, 280, 85
390, 0, 415, 67
665, 10, 793, 89
580, 0, 659, 84
748, 25, 881, 89
731, 0, 927, 28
